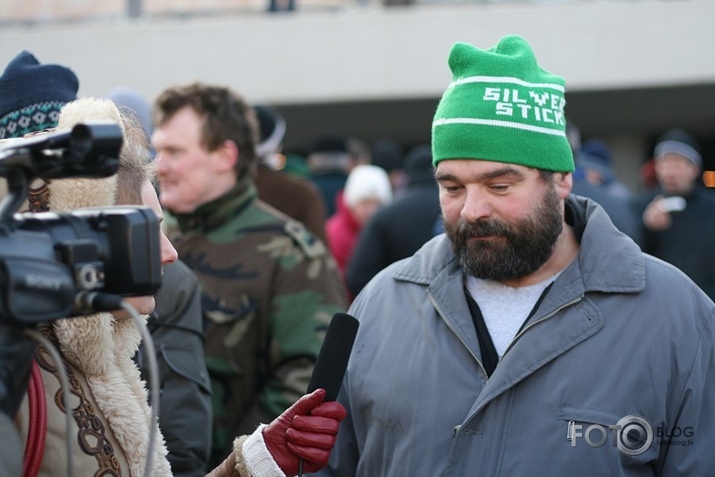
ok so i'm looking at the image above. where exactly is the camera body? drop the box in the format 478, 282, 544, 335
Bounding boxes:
0, 122, 162, 324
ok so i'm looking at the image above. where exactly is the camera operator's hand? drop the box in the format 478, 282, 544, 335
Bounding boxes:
263, 388, 347, 475
0, 324, 38, 418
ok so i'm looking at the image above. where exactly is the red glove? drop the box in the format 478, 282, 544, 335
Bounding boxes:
263, 388, 347, 475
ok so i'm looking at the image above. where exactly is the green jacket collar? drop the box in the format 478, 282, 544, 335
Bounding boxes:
171, 175, 256, 233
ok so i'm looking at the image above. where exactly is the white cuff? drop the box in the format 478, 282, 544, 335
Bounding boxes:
242, 424, 287, 477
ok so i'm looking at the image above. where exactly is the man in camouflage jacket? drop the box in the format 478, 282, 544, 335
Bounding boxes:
152, 82, 349, 468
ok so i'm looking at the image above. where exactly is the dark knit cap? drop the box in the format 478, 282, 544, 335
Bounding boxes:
0, 51, 79, 139
576, 139, 615, 183
310, 134, 349, 154
653, 128, 701, 167
404, 144, 434, 184
372, 138, 404, 173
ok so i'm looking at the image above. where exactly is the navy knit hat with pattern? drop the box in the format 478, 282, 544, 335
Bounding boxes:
0, 51, 79, 139
432, 35, 574, 172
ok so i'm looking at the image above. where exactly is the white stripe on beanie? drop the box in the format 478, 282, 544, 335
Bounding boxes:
450, 75, 565, 92
433, 117, 567, 137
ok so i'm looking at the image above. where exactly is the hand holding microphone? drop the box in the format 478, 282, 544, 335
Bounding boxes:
264, 312, 359, 475
263, 388, 347, 475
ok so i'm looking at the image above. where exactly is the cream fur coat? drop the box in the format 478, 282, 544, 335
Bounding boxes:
16, 99, 172, 477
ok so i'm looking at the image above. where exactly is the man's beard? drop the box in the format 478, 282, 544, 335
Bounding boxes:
444, 187, 563, 281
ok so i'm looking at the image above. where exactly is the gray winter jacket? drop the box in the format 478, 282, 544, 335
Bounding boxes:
319, 195, 715, 476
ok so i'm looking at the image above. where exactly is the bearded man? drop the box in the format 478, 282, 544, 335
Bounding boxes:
315, 35, 715, 476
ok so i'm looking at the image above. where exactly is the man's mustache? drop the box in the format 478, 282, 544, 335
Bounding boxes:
458, 219, 511, 238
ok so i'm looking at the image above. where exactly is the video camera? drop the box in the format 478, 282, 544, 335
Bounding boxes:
0, 122, 162, 325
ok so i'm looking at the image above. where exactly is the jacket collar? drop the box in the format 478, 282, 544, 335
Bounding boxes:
170, 174, 256, 233
396, 196, 646, 418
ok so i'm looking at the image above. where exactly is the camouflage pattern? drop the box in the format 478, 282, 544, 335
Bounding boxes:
164, 175, 348, 467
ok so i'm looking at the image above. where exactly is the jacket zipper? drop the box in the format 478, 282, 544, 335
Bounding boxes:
431, 292, 583, 442
428, 292, 490, 381
501, 295, 584, 358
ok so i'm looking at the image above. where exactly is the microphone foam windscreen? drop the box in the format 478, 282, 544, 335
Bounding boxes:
307, 312, 359, 401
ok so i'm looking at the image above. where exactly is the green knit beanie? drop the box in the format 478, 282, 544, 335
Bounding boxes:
432, 35, 574, 172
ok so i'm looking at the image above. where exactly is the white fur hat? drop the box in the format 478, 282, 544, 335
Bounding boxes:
343, 164, 393, 209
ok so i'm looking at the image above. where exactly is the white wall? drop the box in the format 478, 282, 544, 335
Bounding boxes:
1, 0, 714, 104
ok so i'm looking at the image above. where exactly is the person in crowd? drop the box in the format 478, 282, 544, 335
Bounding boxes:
107, 85, 155, 145
0, 50, 77, 140
2, 96, 345, 477
632, 128, 715, 300
0, 50, 215, 476
346, 137, 372, 168
639, 156, 659, 192
571, 167, 642, 246
345, 143, 440, 296
566, 124, 642, 246
108, 82, 214, 477
119, 106, 215, 477
136, 258, 214, 477
574, 138, 632, 201
281, 152, 313, 178
253, 104, 329, 244
306, 134, 354, 217
371, 138, 407, 198
325, 164, 393, 278
317, 35, 715, 476
151, 83, 349, 468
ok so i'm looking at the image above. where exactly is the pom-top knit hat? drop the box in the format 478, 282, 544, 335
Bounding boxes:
0, 51, 79, 139
432, 35, 573, 172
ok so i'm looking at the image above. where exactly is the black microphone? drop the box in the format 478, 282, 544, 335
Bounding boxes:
299, 313, 358, 477
307, 312, 359, 401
